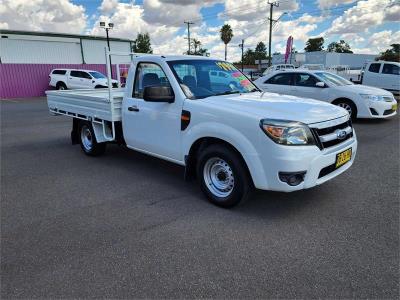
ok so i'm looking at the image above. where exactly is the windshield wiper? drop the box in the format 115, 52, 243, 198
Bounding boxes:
215, 90, 241, 96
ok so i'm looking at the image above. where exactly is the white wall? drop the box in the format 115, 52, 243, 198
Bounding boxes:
0, 33, 132, 64
0, 35, 82, 63
81, 39, 132, 64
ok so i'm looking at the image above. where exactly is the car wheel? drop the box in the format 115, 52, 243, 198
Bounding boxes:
56, 82, 67, 90
197, 144, 252, 208
334, 99, 357, 120
79, 121, 106, 156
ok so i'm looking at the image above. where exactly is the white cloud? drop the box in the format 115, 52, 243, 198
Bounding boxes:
297, 13, 326, 24
367, 30, 400, 52
99, 0, 119, 14
0, 0, 87, 33
317, 0, 357, 9
326, 0, 400, 35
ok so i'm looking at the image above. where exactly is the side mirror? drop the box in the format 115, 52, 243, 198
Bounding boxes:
143, 86, 175, 103
315, 82, 326, 88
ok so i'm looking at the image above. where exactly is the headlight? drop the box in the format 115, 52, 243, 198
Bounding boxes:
359, 94, 384, 101
260, 119, 315, 145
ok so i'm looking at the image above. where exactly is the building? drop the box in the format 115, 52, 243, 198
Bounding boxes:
0, 30, 134, 98
0, 29, 134, 64
259, 51, 378, 70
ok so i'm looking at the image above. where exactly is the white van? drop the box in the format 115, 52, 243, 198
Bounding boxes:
361, 61, 400, 97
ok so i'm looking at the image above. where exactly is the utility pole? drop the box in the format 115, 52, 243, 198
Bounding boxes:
238, 39, 244, 72
268, 0, 279, 67
184, 21, 194, 55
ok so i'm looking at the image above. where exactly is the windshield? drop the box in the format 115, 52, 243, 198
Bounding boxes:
167, 60, 259, 99
315, 72, 353, 86
89, 71, 106, 79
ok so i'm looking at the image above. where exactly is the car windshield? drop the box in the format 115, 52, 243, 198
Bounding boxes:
315, 72, 353, 86
89, 71, 106, 79
167, 59, 259, 99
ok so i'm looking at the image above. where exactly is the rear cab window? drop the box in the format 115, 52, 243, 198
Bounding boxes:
382, 64, 400, 75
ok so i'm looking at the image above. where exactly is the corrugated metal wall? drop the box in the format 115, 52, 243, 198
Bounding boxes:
0, 33, 132, 64
0, 37, 83, 64
82, 40, 132, 64
0, 64, 127, 99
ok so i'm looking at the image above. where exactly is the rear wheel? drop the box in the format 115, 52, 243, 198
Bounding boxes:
56, 82, 67, 90
79, 121, 106, 156
197, 144, 252, 208
333, 99, 357, 120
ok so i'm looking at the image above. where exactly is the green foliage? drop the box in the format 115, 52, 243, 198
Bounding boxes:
220, 24, 233, 60
377, 44, 400, 62
188, 39, 209, 56
254, 42, 267, 60
132, 33, 153, 54
327, 40, 353, 53
304, 37, 324, 52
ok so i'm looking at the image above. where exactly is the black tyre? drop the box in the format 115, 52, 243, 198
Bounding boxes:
79, 121, 106, 156
197, 144, 252, 208
56, 82, 67, 90
334, 99, 357, 120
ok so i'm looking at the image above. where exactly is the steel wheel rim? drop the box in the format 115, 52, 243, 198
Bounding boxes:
338, 102, 352, 115
203, 157, 234, 198
81, 125, 93, 151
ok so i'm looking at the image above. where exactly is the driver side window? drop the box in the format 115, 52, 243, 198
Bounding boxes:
133, 63, 170, 98
294, 73, 320, 87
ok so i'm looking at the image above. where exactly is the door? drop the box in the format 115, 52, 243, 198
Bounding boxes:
69, 71, 91, 89
123, 62, 182, 161
293, 72, 328, 101
260, 72, 296, 95
381, 63, 400, 91
363, 63, 382, 86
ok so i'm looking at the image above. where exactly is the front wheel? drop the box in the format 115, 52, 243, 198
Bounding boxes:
79, 121, 106, 156
197, 144, 252, 208
334, 99, 357, 120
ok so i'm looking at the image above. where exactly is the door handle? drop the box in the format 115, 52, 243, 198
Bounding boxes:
128, 105, 139, 112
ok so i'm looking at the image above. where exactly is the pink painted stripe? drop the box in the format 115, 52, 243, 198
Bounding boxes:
0, 64, 129, 99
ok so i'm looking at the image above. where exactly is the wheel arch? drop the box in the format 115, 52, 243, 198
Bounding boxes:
184, 133, 267, 189
331, 97, 358, 117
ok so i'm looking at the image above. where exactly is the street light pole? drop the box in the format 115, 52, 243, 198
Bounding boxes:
100, 22, 114, 78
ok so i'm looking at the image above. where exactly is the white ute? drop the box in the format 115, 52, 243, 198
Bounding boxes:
46, 51, 358, 208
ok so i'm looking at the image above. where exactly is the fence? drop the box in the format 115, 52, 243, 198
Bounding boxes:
0, 64, 130, 99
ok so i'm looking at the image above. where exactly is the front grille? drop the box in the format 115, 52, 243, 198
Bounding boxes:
383, 109, 395, 115
311, 119, 353, 150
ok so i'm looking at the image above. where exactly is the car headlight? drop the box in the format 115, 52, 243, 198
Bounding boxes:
359, 94, 384, 101
260, 119, 315, 145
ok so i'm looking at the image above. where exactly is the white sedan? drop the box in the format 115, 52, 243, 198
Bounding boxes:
254, 70, 398, 119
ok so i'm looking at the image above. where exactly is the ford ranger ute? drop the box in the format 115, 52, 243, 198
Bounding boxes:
46, 51, 357, 208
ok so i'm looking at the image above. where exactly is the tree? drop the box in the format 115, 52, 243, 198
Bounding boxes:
241, 49, 256, 65
327, 40, 353, 53
132, 33, 152, 54
220, 24, 233, 61
189, 39, 209, 56
377, 44, 400, 62
304, 37, 324, 52
254, 42, 267, 61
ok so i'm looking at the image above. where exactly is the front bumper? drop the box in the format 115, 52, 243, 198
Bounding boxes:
255, 132, 357, 192
361, 99, 397, 118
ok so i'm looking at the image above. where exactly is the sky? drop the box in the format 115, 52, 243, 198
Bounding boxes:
0, 0, 399, 61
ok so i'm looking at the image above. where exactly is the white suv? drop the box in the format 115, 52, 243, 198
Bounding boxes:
49, 69, 119, 90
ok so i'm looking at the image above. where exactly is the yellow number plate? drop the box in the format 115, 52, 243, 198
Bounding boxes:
336, 148, 352, 168
392, 103, 398, 111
